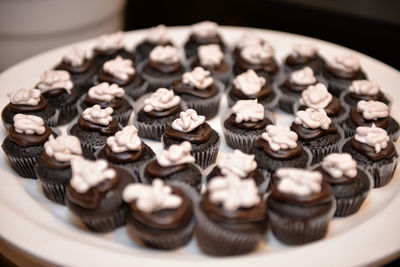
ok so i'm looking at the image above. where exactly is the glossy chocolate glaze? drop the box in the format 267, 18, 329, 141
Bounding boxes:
149, 60, 182, 74
228, 114, 269, 130
208, 166, 264, 186
282, 79, 313, 92
255, 138, 303, 160
8, 125, 52, 147
172, 80, 218, 98
193, 59, 229, 74
144, 104, 182, 118
236, 55, 278, 75
42, 88, 67, 98
230, 84, 273, 100
350, 109, 390, 128
94, 48, 125, 57
299, 96, 342, 116
326, 65, 362, 79
351, 138, 396, 161
78, 116, 119, 135
164, 123, 212, 144
316, 165, 358, 185
104, 142, 145, 164
7, 96, 47, 112
348, 91, 385, 102
41, 150, 71, 169
98, 68, 134, 86
145, 159, 189, 178
290, 122, 337, 141
83, 94, 124, 109
56, 58, 91, 74
285, 54, 317, 66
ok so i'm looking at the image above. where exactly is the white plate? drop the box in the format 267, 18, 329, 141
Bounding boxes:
0, 26, 399, 267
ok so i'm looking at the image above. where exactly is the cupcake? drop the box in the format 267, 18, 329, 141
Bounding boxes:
291, 108, 342, 165
2, 114, 54, 178
134, 24, 174, 62
97, 125, 155, 181
55, 46, 97, 92
206, 149, 269, 193
283, 43, 325, 74
2, 88, 57, 130
134, 88, 184, 141
341, 124, 398, 188
36, 70, 80, 125
222, 99, 273, 153
65, 157, 135, 232
161, 109, 220, 168
277, 66, 318, 114
322, 53, 367, 97
140, 45, 185, 92
172, 67, 224, 119
80, 82, 133, 126
294, 83, 348, 124
233, 32, 265, 60
253, 125, 311, 175
184, 21, 226, 59
141, 142, 203, 192
34, 135, 95, 205
195, 174, 268, 256
267, 168, 335, 245
95, 56, 147, 100
227, 69, 279, 110
123, 179, 196, 249
233, 42, 279, 83
69, 105, 120, 154
341, 80, 391, 110
190, 44, 232, 85
314, 153, 372, 217
92, 31, 135, 69
341, 100, 399, 141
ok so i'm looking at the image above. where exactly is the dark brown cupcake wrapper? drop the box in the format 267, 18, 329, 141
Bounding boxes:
334, 187, 370, 217
223, 126, 260, 154
258, 168, 272, 194
6, 154, 38, 179
125, 80, 149, 100
306, 142, 340, 166
41, 182, 66, 205
79, 205, 128, 232
134, 119, 168, 141
56, 101, 78, 125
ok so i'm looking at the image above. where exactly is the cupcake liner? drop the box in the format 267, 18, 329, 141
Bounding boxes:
134, 118, 168, 141
334, 187, 370, 217
125, 79, 149, 100
56, 101, 78, 126
67, 123, 109, 156
322, 69, 367, 97
80, 205, 128, 232
306, 141, 340, 166
276, 85, 300, 114
268, 199, 336, 245
41, 182, 66, 205
6, 154, 38, 179
257, 168, 271, 194
226, 84, 280, 111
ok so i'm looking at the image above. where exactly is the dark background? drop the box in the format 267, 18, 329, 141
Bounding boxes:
124, 0, 400, 70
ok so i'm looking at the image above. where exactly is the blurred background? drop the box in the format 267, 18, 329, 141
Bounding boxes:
0, 0, 399, 71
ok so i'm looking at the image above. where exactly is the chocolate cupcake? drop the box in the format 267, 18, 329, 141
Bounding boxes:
172, 67, 223, 120
95, 56, 147, 100
79, 82, 133, 126
139, 45, 185, 92
341, 124, 398, 188
342, 100, 399, 141
233, 42, 279, 83
233, 32, 265, 60
134, 88, 184, 141
277, 66, 318, 114
184, 21, 226, 59
69, 105, 120, 154
2, 88, 57, 130
36, 70, 80, 125
190, 44, 232, 85
2, 114, 54, 178
141, 142, 203, 192
123, 179, 196, 249
267, 168, 335, 245
55, 46, 97, 92
315, 153, 372, 217
162, 109, 220, 168
291, 108, 342, 165
227, 69, 278, 110
34, 135, 95, 205
322, 53, 367, 97
206, 149, 270, 193
341, 80, 391, 110
195, 174, 268, 256
92, 31, 135, 69
97, 126, 155, 181
133, 25, 174, 62
283, 43, 325, 74
254, 125, 311, 175
222, 99, 273, 153
65, 157, 135, 232
294, 83, 348, 124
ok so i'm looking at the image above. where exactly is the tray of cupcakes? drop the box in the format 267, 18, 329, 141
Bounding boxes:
0, 23, 399, 266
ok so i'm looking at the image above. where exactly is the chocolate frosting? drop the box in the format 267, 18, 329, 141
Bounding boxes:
66, 165, 120, 209
282, 79, 313, 92
98, 68, 134, 86
189, 34, 224, 46
8, 125, 52, 147
290, 122, 337, 141
56, 58, 91, 74
172, 80, 218, 99
228, 114, 269, 130
83, 94, 124, 109
42, 88, 68, 98
299, 96, 342, 116
7, 96, 47, 112
351, 138, 396, 161
193, 59, 228, 74
348, 91, 385, 102
230, 84, 273, 100
78, 116, 119, 135
285, 54, 317, 66
350, 109, 390, 128
316, 165, 358, 185
129, 187, 192, 229
149, 60, 181, 74
255, 138, 303, 160
41, 150, 71, 169
236, 55, 278, 74
104, 142, 145, 164
209, 166, 263, 186
145, 104, 181, 118
145, 159, 189, 178
164, 123, 212, 144
94, 48, 124, 57
327, 65, 362, 79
